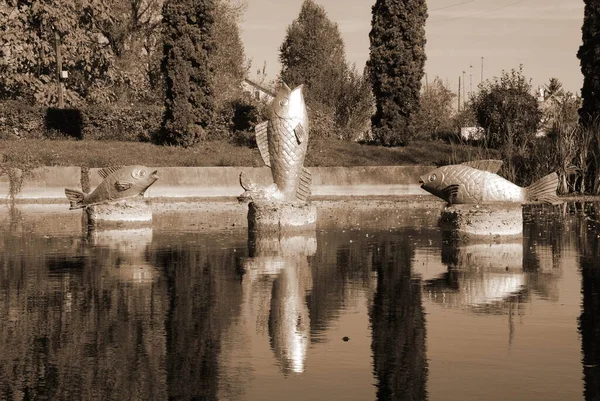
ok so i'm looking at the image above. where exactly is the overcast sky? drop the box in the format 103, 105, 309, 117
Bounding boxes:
239, 0, 584, 95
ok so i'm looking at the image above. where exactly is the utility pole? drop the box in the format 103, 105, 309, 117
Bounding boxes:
469, 64, 473, 98
462, 70, 466, 109
481, 57, 484, 84
54, 30, 64, 108
458, 76, 461, 112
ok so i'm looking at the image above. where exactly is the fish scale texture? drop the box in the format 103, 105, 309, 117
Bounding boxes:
443, 166, 523, 203
268, 118, 307, 200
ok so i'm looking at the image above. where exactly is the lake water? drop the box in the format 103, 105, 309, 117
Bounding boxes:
0, 201, 598, 401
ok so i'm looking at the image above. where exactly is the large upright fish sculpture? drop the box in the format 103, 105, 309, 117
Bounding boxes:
419, 160, 561, 205
239, 83, 311, 202
65, 165, 158, 209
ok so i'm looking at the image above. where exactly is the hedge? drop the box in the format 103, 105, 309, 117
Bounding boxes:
0, 101, 163, 141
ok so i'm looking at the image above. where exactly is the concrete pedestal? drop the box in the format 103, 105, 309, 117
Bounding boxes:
439, 203, 523, 240
86, 198, 152, 229
248, 201, 317, 234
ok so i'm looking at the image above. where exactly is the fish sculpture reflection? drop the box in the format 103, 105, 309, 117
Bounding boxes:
239, 83, 311, 202
419, 160, 561, 205
426, 241, 527, 310
65, 165, 158, 210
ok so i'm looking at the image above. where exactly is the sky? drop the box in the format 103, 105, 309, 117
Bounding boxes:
239, 0, 585, 95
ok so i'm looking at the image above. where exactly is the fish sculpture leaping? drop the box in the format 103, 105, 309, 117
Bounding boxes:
419, 160, 561, 205
65, 165, 158, 210
239, 83, 311, 202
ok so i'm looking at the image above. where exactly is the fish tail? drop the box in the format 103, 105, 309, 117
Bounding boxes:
65, 188, 86, 209
525, 173, 562, 204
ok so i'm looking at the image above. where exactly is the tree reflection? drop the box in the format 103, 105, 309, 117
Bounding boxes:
0, 228, 169, 400
149, 231, 245, 401
370, 237, 428, 401
578, 202, 600, 401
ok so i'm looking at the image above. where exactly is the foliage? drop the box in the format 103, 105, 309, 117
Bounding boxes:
0, 100, 162, 141
368, 0, 428, 146
335, 66, 375, 141
0, 0, 166, 105
578, 0, 600, 121
278, 1, 373, 141
470, 66, 542, 150
413, 77, 456, 140
279, 0, 346, 111
0, 100, 46, 139
0, 0, 114, 105
159, 0, 216, 147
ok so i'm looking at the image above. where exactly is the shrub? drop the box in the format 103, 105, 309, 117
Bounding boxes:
471, 66, 542, 150
0, 101, 45, 139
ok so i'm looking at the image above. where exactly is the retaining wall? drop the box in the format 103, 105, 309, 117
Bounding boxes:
1, 165, 434, 202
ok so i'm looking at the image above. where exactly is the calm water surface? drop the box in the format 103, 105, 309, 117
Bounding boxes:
0, 202, 599, 401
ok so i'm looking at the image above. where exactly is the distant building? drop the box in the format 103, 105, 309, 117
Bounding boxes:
242, 78, 275, 103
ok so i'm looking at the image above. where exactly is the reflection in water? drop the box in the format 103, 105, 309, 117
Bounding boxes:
88, 228, 156, 284
243, 230, 315, 375
370, 237, 428, 401
0, 227, 169, 400
149, 231, 245, 400
578, 203, 600, 401
426, 237, 528, 312
0, 203, 596, 400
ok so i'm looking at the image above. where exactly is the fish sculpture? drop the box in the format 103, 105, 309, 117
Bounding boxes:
239, 83, 311, 202
419, 160, 561, 205
65, 165, 158, 210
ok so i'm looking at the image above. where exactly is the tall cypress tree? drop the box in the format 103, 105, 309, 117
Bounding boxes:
160, 0, 216, 147
578, 0, 600, 121
368, 0, 428, 146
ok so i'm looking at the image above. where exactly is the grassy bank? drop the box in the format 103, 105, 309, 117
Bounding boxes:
0, 138, 490, 168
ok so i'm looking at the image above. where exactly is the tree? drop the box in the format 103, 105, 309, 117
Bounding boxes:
368, 0, 428, 146
470, 66, 542, 149
578, 0, 600, 122
0, 1, 114, 105
211, 0, 246, 107
414, 77, 456, 139
279, 0, 347, 112
159, 0, 216, 146
279, 0, 374, 140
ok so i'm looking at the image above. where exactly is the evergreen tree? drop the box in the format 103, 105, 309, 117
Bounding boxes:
160, 0, 216, 146
279, 0, 347, 112
368, 0, 428, 146
578, 0, 600, 121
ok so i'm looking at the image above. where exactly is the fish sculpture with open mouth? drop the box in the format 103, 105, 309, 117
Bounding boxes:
65, 165, 158, 209
239, 83, 311, 203
419, 160, 561, 205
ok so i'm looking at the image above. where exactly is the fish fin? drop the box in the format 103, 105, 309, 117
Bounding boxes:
114, 181, 133, 192
296, 168, 312, 202
461, 160, 503, 174
443, 184, 460, 204
98, 166, 125, 179
255, 121, 270, 167
525, 172, 562, 204
239, 172, 258, 191
64, 188, 86, 210
294, 123, 307, 144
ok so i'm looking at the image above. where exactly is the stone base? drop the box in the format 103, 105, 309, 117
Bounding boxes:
248, 201, 317, 234
86, 198, 152, 229
439, 204, 523, 240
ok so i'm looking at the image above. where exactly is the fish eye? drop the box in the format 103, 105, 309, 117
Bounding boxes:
279, 98, 289, 107
131, 169, 146, 179
429, 174, 437, 182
